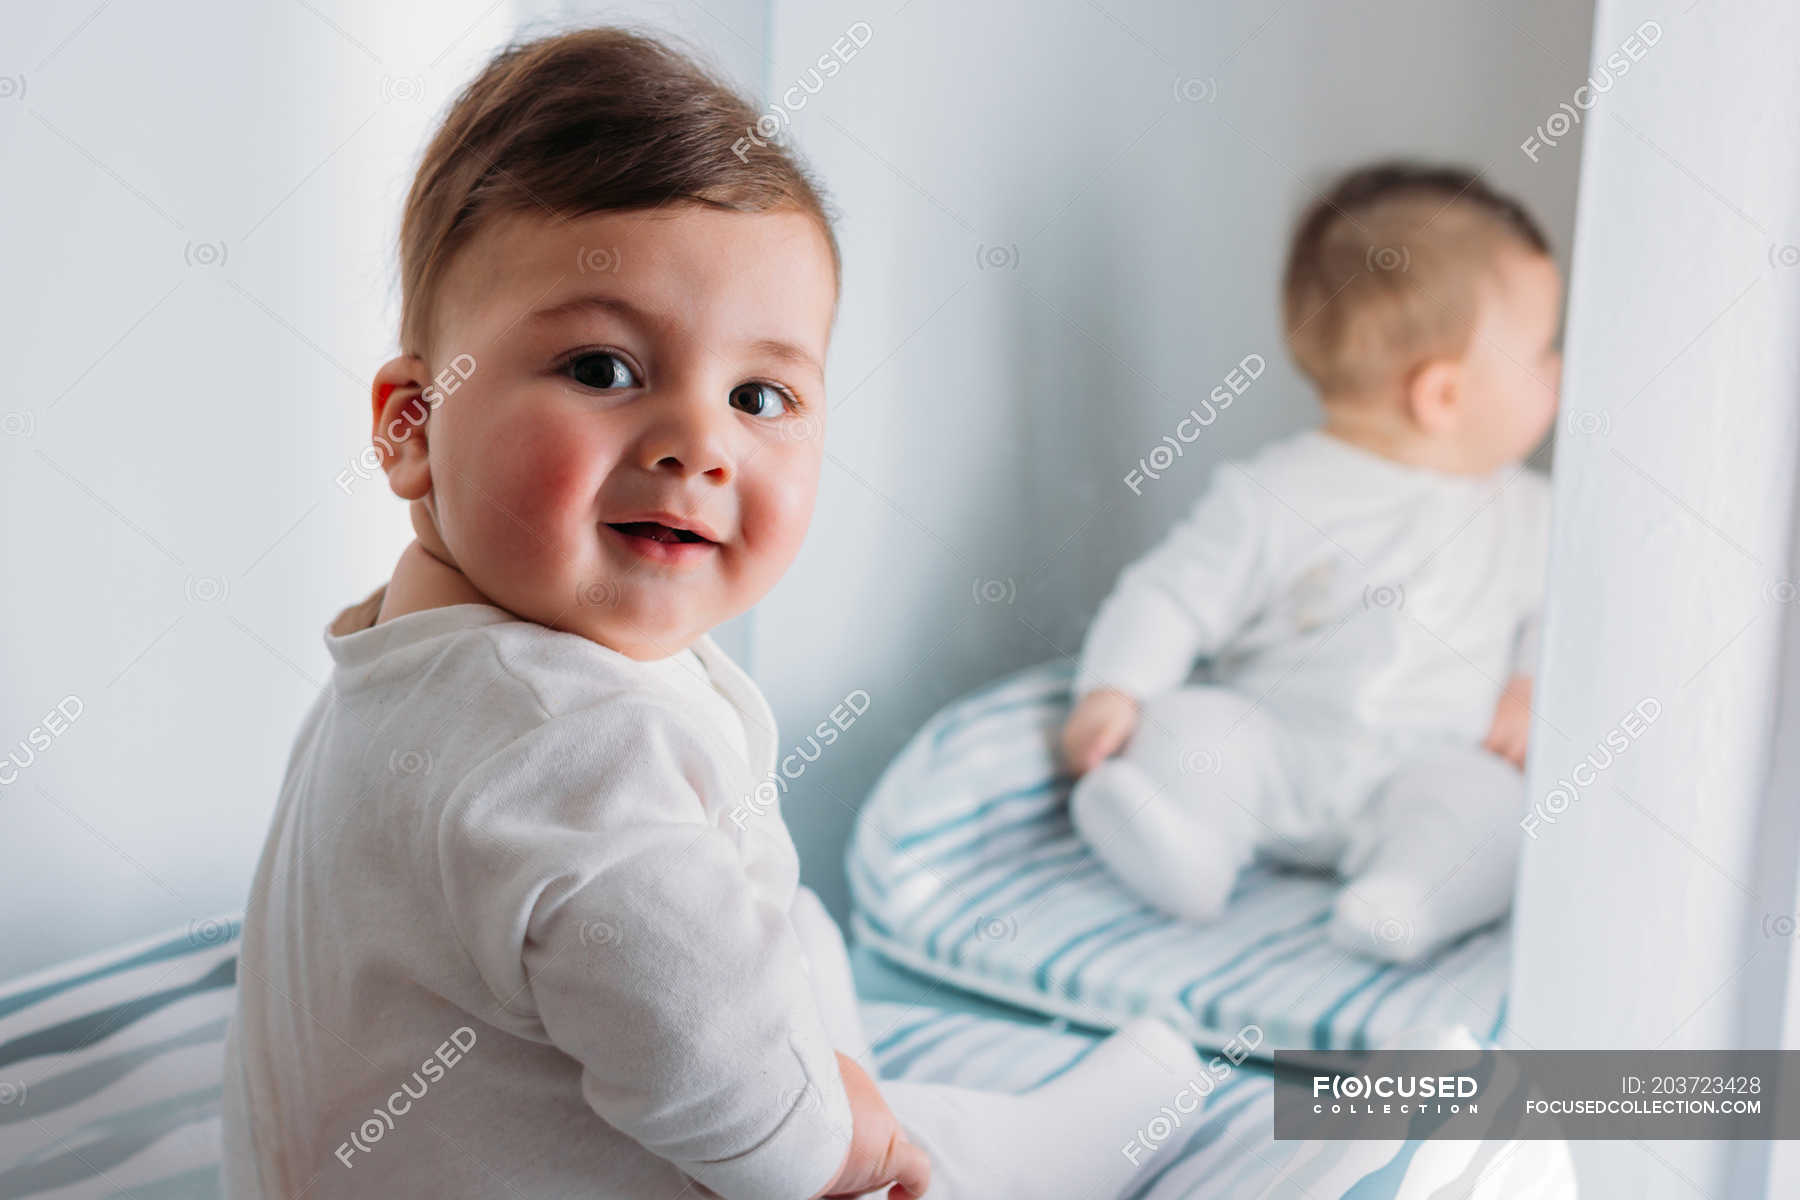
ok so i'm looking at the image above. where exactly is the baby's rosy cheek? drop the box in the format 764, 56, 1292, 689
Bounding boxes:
743, 472, 816, 561
503, 436, 604, 531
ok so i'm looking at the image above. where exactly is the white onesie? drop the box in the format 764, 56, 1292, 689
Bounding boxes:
1070, 430, 1551, 959
221, 589, 1205, 1199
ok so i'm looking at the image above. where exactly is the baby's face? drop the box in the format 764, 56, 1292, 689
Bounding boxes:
412, 205, 836, 659
1452, 246, 1563, 472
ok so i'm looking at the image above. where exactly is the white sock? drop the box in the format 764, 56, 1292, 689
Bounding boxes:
1328, 874, 1445, 962
881, 1018, 1204, 1199
1330, 747, 1524, 963
1070, 760, 1250, 923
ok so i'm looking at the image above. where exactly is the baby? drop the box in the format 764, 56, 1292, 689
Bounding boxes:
1062, 163, 1562, 965
219, 27, 1202, 1200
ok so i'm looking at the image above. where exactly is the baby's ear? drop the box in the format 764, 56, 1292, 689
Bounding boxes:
370, 355, 435, 501
1404, 357, 1462, 434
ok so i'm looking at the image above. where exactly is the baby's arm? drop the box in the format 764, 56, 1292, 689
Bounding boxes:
440, 703, 877, 1200
1487, 477, 1553, 769
815, 1054, 930, 1199
1485, 609, 1544, 768
1064, 466, 1272, 773
1060, 688, 1139, 774
1483, 674, 1533, 768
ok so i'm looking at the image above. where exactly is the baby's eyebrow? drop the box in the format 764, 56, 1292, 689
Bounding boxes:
746, 337, 822, 375
527, 292, 650, 329
527, 292, 821, 374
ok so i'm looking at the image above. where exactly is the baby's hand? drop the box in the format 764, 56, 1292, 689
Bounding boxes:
1060, 688, 1140, 776
815, 1053, 930, 1199
1482, 675, 1534, 769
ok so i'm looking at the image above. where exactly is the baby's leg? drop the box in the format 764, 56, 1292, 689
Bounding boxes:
882, 1017, 1204, 1199
1330, 745, 1526, 963
1069, 685, 1287, 922
789, 888, 1206, 1198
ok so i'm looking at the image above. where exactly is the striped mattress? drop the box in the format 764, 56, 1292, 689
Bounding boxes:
0, 917, 1571, 1199
848, 661, 1514, 1058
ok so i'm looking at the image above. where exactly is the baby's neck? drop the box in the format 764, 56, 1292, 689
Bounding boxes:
376, 540, 497, 626
1318, 406, 1481, 476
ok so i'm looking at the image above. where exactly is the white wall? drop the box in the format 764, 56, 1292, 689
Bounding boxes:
758, 0, 1595, 923
1509, 1, 1800, 1195
0, 0, 761, 980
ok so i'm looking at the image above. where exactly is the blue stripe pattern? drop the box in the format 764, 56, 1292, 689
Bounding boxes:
0, 913, 1568, 1197
0, 917, 242, 1199
848, 660, 1513, 1056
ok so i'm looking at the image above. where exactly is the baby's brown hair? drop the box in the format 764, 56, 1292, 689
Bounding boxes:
397, 26, 839, 361
1282, 162, 1550, 396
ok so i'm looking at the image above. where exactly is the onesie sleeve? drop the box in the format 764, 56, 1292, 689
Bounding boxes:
1076, 463, 1274, 699
436, 701, 852, 1200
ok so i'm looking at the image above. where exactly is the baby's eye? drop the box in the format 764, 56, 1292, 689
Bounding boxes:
566, 351, 639, 390
729, 381, 791, 419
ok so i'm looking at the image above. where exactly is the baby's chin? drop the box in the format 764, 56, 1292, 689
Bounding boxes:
556, 581, 725, 660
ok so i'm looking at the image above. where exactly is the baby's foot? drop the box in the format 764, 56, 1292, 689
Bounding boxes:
1071, 760, 1248, 923
882, 1018, 1205, 1198
1329, 875, 1440, 962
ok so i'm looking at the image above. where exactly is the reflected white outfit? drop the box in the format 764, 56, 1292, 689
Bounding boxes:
1071, 431, 1551, 961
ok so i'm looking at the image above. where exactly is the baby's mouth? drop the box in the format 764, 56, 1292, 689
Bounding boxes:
606, 521, 712, 545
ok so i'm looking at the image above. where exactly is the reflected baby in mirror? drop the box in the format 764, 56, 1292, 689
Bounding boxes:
1063, 162, 1563, 964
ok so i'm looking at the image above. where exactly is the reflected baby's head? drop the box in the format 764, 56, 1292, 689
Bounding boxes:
1282, 162, 1563, 473
371, 28, 839, 659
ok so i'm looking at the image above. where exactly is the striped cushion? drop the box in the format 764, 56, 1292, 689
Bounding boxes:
848, 661, 1513, 1056
0, 919, 1565, 1200
0, 917, 240, 1199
